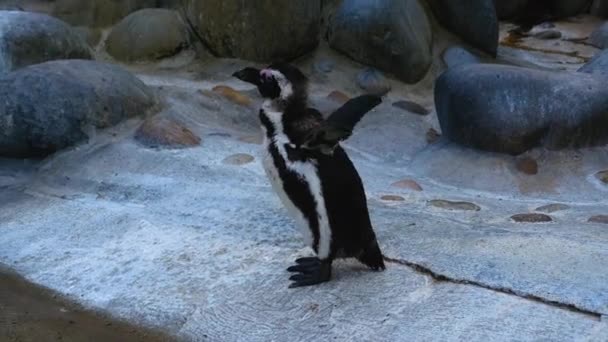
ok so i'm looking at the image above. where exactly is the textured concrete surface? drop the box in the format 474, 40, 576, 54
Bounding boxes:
2, 20, 608, 341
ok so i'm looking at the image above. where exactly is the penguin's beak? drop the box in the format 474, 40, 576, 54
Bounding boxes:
232, 67, 261, 86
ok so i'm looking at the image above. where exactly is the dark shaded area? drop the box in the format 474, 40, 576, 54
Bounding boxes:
502, 0, 591, 31
591, 0, 608, 17
0, 268, 175, 342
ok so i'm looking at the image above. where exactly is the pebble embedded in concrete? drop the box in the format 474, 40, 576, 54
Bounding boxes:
428, 199, 481, 211
391, 179, 423, 192
223, 153, 255, 165
535, 203, 570, 213
511, 213, 553, 223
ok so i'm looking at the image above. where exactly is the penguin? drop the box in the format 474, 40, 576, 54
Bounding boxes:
233, 63, 386, 288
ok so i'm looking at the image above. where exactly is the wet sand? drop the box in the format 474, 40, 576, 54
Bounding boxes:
0, 269, 175, 342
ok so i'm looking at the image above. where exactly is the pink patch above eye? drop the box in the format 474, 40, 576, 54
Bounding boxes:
260, 69, 273, 79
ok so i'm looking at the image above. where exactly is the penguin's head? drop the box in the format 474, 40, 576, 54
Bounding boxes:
232, 63, 308, 101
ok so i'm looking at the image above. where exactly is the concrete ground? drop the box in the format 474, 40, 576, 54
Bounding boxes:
1, 17, 608, 342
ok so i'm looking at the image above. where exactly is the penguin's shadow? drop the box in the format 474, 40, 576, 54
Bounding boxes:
331, 259, 385, 282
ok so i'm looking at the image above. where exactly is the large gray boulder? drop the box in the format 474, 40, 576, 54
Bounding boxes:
578, 49, 608, 76
589, 22, 608, 49
106, 9, 189, 62
53, 0, 157, 27
427, 0, 498, 56
0, 60, 156, 158
435, 64, 608, 155
0, 11, 91, 74
185, 0, 321, 62
327, 0, 432, 84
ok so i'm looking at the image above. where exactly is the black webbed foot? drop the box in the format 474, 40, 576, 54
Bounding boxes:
295, 257, 321, 265
286, 257, 321, 272
287, 258, 331, 288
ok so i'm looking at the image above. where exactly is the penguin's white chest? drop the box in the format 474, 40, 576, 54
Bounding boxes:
261, 135, 332, 259
261, 137, 313, 247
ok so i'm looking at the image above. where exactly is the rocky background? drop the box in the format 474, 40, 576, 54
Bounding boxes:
1, 1, 608, 341
1, 0, 608, 156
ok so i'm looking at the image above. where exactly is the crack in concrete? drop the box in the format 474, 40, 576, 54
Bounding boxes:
383, 256, 603, 321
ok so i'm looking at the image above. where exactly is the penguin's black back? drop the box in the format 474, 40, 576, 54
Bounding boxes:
315, 146, 384, 268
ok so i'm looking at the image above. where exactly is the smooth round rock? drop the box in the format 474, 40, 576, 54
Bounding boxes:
212, 86, 252, 107
516, 157, 539, 175
588, 215, 608, 224
106, 9, 189, 62
53, 0, 157, 27
187, 0, 321, 62
135, 116, 200, 149
0, 60, 156, 157
328, 0, 432, 84
595, 170, 608, 184
0, 11, 91, 74
357, 69, 391, 96
428, 0, 498, 56
533, 30, 562, 40
442, 46, 482, 69
435, 64, 608, 154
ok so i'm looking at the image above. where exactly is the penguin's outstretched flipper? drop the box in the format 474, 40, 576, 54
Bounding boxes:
286, 257, 332, 288
302, 95, 382, 154
326, 95, 382, 136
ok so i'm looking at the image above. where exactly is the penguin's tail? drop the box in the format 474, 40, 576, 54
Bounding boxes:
358, 238, 386, 271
